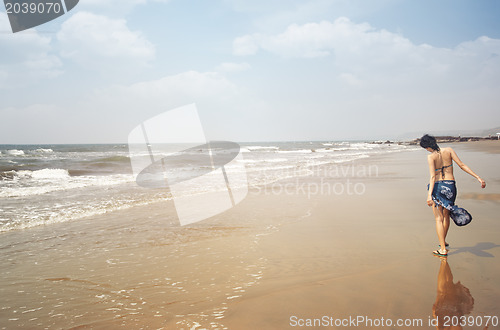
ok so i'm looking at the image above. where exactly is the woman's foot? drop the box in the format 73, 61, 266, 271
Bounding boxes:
433, 249, 448, 257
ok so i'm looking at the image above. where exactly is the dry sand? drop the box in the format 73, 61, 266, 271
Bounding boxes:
0, 142, 499, 329
458, 140, 500, 154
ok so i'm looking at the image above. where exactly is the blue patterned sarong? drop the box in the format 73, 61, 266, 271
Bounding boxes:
428, 180, 472, 226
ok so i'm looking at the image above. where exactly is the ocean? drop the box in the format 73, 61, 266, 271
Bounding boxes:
0, 141, 415, 233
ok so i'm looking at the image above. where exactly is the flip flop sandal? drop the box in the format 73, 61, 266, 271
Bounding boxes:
433, 250, 448, 257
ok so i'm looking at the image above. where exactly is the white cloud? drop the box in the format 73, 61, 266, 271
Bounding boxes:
222, 0, 296, 13
0, 13, 62, 89
87, 71, 273, 142
338, 73, 362, 86
233, 35, 260, 56
0, 70, 7, 84
81, 0, 147, 5
0, 104, 61, 143
233, 18, 413, 59
78, 0, 170, 16
215, 62, 251, 73
229, 17, 500, 138
57, 11, 155, 69
102, 71, 239, 106
0, 70, 268, 143
233, 17, 500, 88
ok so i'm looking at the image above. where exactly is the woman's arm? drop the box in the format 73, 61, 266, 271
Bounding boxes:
427, 155, 437, 206
450, 148, 486, 188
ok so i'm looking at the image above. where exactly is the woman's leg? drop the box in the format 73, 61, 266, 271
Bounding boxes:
433, 205, 447, 254
443, 208, 450, 245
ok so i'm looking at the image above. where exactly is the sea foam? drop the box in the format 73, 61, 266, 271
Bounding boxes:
6, 149, 25, 156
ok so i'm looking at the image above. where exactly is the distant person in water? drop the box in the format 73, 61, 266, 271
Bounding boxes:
420, 134, 486, 257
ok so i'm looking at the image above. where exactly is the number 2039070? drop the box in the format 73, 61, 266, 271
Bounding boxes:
5, 2, 62, 14
441, 315, 498, 327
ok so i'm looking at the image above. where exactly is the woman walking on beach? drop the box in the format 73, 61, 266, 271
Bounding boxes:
420, 135, 486, 257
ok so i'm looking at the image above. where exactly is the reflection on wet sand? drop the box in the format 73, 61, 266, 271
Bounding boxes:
433, 258, 474, 330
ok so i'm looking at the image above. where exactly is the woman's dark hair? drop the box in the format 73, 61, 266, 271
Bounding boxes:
420, 134, 440, 151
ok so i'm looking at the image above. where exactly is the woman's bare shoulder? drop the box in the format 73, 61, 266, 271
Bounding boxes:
441, 147, 457, 160
441, 146, 455, 153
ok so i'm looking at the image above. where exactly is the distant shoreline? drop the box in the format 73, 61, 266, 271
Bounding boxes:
406, 135, 500, 145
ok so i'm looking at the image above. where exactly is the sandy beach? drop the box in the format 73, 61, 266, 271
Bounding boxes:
225, 141, 500, 329
0, 141, 499, 329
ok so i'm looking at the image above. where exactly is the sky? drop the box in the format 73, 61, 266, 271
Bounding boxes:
1, 0, 499, 143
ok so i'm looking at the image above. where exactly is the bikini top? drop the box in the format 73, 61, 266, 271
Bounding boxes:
435, 163, 452, 179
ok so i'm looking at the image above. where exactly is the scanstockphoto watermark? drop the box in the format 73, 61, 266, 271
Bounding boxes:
128, 104, 249, 226
290, 315, 425, 328
289, 315, 499, 328
255, 178, 367, 198
253, 163, 379, 198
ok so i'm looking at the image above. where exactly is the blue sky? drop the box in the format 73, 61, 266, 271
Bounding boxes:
1, 0, 499, 143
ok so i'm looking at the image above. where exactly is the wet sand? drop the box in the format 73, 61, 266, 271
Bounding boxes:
225, 145, 500, 329
1, 143, 499, 329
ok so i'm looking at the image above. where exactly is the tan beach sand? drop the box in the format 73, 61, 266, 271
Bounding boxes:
457, 140, 500, 154
223, 144, 500, 329
1, 144, 499, 329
